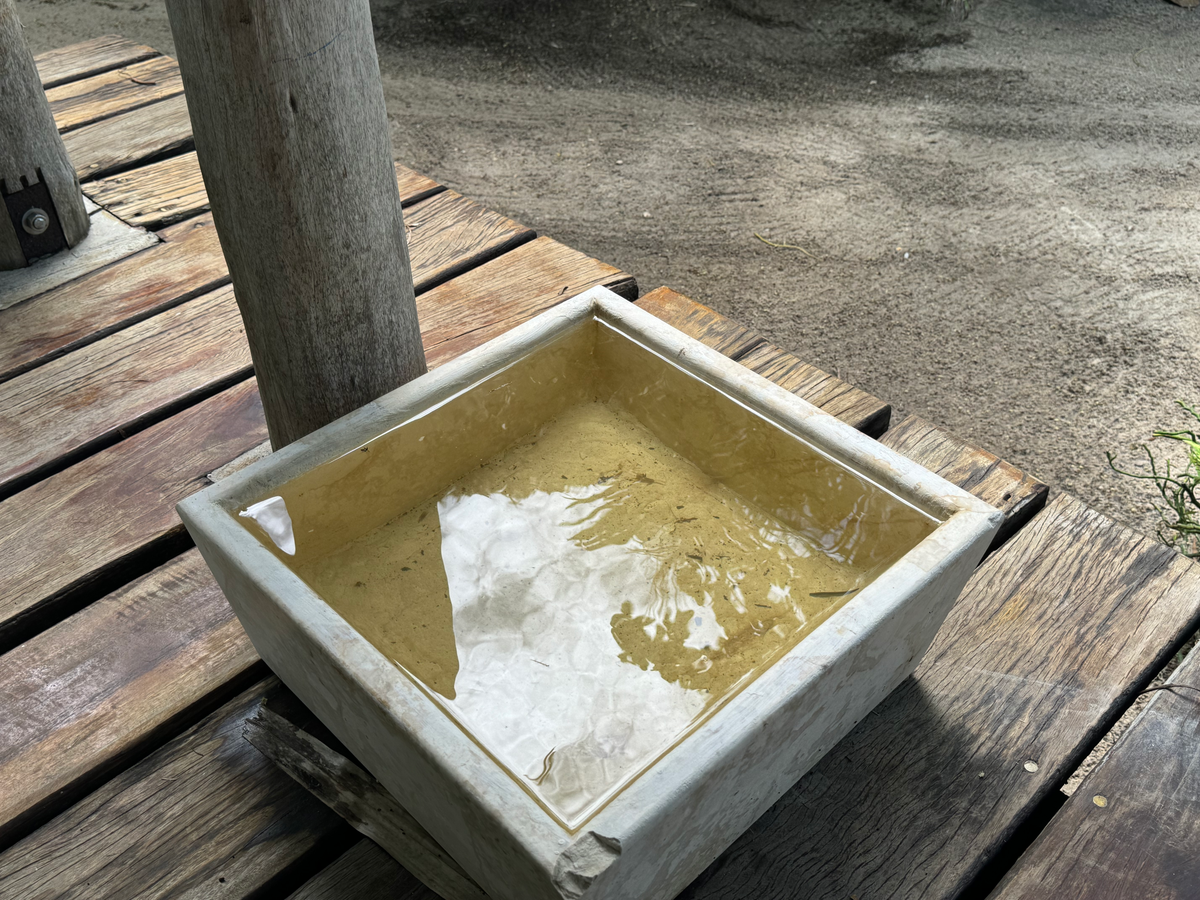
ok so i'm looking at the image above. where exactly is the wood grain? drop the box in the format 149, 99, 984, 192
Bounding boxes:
0, 380, 267, 649
64, 93, 193, 182
0, 215, 226, 383
421, 235, 636, 368
0, 679, 353, 899
288, 841, 436, 900
636, 286, 890, 436
636, 286, 766, 360
991, 639, 1200, 900
0, 207, 157, 312
34, 35, 159, 90
0, 549, 260, 848
880, 415, 1049, 553
245, 707, 487, 900
85, 152, 444, 231
404, 189, 535, 293
679, 493, 1200, 900
167, 0, 427, 448
47, 55, 183, 134
0, 284, 252, 496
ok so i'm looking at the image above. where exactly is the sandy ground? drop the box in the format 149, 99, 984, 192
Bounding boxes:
15, 0, 1200, 543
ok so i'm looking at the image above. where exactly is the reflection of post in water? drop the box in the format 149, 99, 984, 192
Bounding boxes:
296, 497, 461, 700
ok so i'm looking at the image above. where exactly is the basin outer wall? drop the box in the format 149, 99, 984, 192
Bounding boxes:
178, 288, 1002, 900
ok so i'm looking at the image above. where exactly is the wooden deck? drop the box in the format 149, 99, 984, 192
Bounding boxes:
1, 36, 1198, 900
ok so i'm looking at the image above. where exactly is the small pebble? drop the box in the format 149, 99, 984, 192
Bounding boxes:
1024, 760, 1039, 773
1093, 795, 1108, 808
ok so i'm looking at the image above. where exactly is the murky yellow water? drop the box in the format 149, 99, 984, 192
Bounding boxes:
238, 318, 936, 830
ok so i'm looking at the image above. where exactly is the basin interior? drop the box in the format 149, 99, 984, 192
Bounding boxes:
236, 317, 938, 830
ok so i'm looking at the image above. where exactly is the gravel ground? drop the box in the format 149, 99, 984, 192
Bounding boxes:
15, 0, 1200, 541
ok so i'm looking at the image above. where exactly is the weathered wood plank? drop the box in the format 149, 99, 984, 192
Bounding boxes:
0, 680, 353, 898
0, 190, 533, 498
64, 93, 193, 182
85, 153, 444, 231
34, 35, 159, 90
636, 286, 890, 436
636, 286, 765, 360
244, 707, 487, 900
679, 493, 1200, 900
0, 208, 158, 313
47, 56, 183, 134
403, 189, 535, 293
737, 339, 891, 438
0, 215, 226, 384
421, 235, 636, 368
880, 415, 1048, 553
0, 284, 252, 497
0, 549, 260, 848
288, 841, 435, 900
0, 380, 267, 650
991, 639, 1200, 900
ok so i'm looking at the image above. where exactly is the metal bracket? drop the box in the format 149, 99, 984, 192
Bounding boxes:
2, 170, 68, 267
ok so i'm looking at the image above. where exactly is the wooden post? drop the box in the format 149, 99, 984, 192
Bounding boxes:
0, 0, 90, 271
165, 0, 427, 449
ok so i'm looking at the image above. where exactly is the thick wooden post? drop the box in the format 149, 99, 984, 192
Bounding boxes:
0, 0, 90, 271
165, 0, 427, 449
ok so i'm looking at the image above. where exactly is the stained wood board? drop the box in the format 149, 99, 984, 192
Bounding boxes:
678, 492, 1200, 900
636, 286, 889, 436
0, 215, 227, 384
34, 35, 159, 90
0, 549, 260, 848
287, 841, 436, 900
0, 380, 268, 650
420, 235, 636, 368
0, 207, 158, 312
0, 284, 252, 497
990, 638, 1200, 900
244, 707, 487, 900
0, 191, 530, 499
84, 152, 445, 231
0, 679, 353, 899
65, 93, 193, 182
881, 414, 1048, 553
404, 189, 535, 292
47, 55, 184, 134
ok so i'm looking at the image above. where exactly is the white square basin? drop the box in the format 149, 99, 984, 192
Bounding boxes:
178, 286, 1000, 900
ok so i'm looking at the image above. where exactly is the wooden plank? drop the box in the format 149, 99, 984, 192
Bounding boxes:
636, 286, 890, 436
0, 679, 353, 898
0, 215, 227, 384
34, 35, 159, 90
244, 707, 487, 900
403, 189, 535, 293
420, 235, 636, 368
0, 284, 252, 497
880, 415, 1049, 553
991, 640, 1200, 900
47, 56, 184, 134
0, 549, 260, 848
0, 190, 533, 498
737, 339, 891, 438
85, 153, 444, 231
636, 285, 765, 360
679, 493, 1200, 900
0, 380, 267, 650
64, 93, 193, 182
288, 841, 435, 900
0, 208, 158, 313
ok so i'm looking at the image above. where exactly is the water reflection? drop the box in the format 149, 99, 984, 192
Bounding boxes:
299, 402, 880, 829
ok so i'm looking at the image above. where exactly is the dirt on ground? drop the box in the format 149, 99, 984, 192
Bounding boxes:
15, 0, 1200, 542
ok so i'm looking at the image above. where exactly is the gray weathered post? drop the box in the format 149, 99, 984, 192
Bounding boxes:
0, 0, 90, 271
165, 0, 427, 449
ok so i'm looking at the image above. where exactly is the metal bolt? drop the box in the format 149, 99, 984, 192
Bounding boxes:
21, 208, 50, 236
